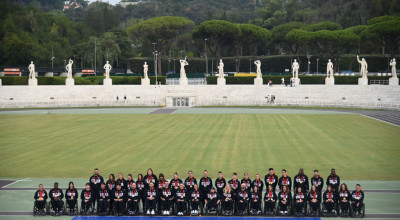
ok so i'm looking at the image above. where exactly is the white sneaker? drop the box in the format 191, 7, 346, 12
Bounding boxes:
163, 210, 166, 215
167, 211, 170, 215
151, 210, 155, 215
146, 210, 150, 215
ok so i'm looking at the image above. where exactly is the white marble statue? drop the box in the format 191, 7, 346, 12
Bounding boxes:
292, 59, 299, 78
390, 58, 397, 78
103, 61, 112, 79
180, 58, 189, 79
357, 55, 368, 78
254, 60, 262, 78
281, 77, 285, 85
66, 59, 73, 79
143, 62, 149, 79
218, 59, 224, 78
28, 61, 35, 79
327, 59, 334, 78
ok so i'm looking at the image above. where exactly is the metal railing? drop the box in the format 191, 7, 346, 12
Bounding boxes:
370, 80, 389, 85
166, 78, 207, 85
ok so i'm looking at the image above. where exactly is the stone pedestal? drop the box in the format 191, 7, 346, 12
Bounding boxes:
141, 78, 150, 86
358, 77, 368, 86
389, 77, 399, 86
254, 77, 263, 86
293, 77, 300, 87
28, 78, 38, 86
217, 77, 226, 86
103, 78, 112, 86
325, 77, 335, 85
179, 78, 188, 86
66, 78, 74, 86
45, 72, 54, 77
0, 78, 2, 86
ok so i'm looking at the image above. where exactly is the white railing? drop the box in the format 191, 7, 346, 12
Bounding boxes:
166, 78, 207, 85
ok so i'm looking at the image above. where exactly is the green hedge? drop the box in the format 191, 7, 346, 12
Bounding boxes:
206, 75, 396, 85
0, 76, 166, 85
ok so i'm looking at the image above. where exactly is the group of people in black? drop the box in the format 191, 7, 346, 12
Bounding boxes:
34, 167, 365, 217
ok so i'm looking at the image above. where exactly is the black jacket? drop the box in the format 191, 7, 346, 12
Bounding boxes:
170, 178, 183, 191
184, 177, 197, 192
34, 190, 48, 201
81, 189, 94, 202
310, 175, 324, 192
326, 174, 340, 191
106, 180, 116, 192
161, 188, 174, 201
65, 188, 78, 201
252, 179, 264, 192
175, 188, 188, 201
278, 176, 292, 190
89, 174, 104, 191
222, 191, 233, 201
264, 173, 278, 189
294, 192, 306, 202
278, 191, 292, 203
49, 188, 64, 201
112, 189, 127, 202
144, 187, 158, 200
215, 178, 226, 195
264, 190, 277, 202
143, 174, 158, 189
241, 178, 252, 190
250, 191, 262, 202
136, 180, 145, 191
190, 189, 202, 201
323, 191, 337, 202
228, 179, 240, 193
128, 188, 141, 201
199, 177, 213, 193
293, 174, 309, 192
237, 190, 250, 201
351, 190, 364, 203
206, 192, 219, 203
116, 178, 128, 190
307, 191, 321, 203
338, 190, 350, 202
98, 188, 111, 201
126, 179, 135, 190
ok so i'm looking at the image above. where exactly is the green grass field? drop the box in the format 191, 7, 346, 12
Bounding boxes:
1, 112, 399, 180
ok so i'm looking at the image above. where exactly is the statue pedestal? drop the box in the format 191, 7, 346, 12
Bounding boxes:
217, 77, 226, 86
66, 78, 74, 86
325, 77, 335, 85
389, 77, 399, 86
254, 77, 263, 86
293, 77, 300, 86
0, 78, 2, 86
103, 78, 112, 86
179, 78, 188, 86
28, 78, 38, 86
141, 78, 150, 86
45, 72, 54, 77
358, 78, 368, 86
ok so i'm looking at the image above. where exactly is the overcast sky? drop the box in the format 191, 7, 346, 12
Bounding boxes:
87, 0, 121, 5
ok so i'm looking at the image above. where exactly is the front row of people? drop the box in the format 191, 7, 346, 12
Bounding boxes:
34, 180, 364, 217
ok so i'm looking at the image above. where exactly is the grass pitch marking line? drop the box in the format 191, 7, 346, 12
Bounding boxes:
361, 115, 400, 127
1, 178, 31, 188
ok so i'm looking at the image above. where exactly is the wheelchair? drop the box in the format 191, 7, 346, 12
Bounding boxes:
33, 201, 49, 216
65, 200, 79, 215
204, 201, 220, 216
158, 199, 174, 216
276, 200, 292, 216
307, 201, 321, 217
338, 201, 351, 217
174, 200, 190, 216
292, 201, 307, 217
322, 201, 339, 217
143, 199, 159, 216
127, 200, 140, 215
49, 200, 65, 216
80, 200, 94, 215
96, 200, 111, 216
235, 199, 250, 216
350, 202, 365, 218
221, 200, 234, 216
249, 200, 262, 215
263, 200, 276, 216
189, 200, 203, 216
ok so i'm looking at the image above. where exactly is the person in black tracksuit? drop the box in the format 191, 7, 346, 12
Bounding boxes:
205, 187, 220, 212
34, 184, 48, 214
278, 169, 292, 190
106, 174, 116, 212
264, 185, 277, 214
158, 173, 168, 192
190, 184, 202, 214
136, 174, 145, 212
117, 173, 127, 191
326, 168, 340, 192
65, 182, 78, 214
144, 168, 158, 190
278, 185, 292, 214
49, 182, 64, 215
98, 182, 110, 215
311, 170, 324, 193
338, 183, 351, 216
199, 170, 213, 203
144, 182, 158, 215
221, 184, 234, 214
228, 173, 240, 200
170, 172, 183, 193
250, 186, 262, 213
351, 184, 364, 215
112, 183, 126, 216
126, 174, 135, 190
175, 183, 188, 215
323, 185, 336, 214
215, 171, 226, 197
293, 186, 306, 216
185, 170, 197, 193
236, 184, 250, 215
81, 183, 94, 214
252, 174, 264, 193
89, 168, 104, 209
127, 183, 141, 214
307, 185, 321, 215
160, 181, 174, 215
293, 168, 309, 193
241, 172, 252, 192
265, 168, 278, 191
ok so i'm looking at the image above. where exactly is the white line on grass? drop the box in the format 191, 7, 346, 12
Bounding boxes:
1, 178, 32, 188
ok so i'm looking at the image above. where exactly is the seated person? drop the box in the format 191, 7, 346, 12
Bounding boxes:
236, 184, 249, 215
293, 186, 306, 216
323, 185, 336, 214
190, 184, 202, 215
127, 182, 141, 214
205, 187, 219, 212
264, 185, 277, 214
221, 184, 234, 213
112, 183, 126, 216
175, 183, 188, 215
160, 181, 174, 215
34, 184, 48, 215
145, 182, 158, 215
65, 182, 78, 214
49, 182, 64, 215
351, 184, 364, 215
307, 185, 321, 215
250, 186, 262, 213
278, 185, 291, 214
338, 183, 350, 215
80, 183, 93, 214
98, 182, 110, 215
